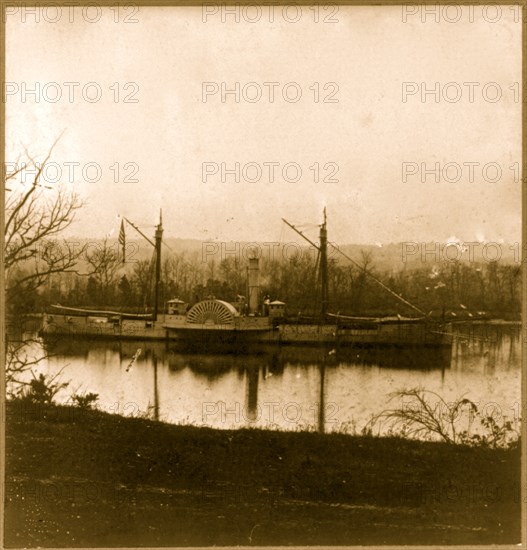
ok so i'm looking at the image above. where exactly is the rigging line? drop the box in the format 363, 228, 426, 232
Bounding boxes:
160, 238, 177, 255
328, 242, 427, 317
282, 217, 426, 317
313, 249, 321, 303
146, 249, 156, 297
160, 239, 196, 272
281, 218, 320, 251
151, 236, 200, 278
295, 224, 317, 230
313, 251, 322, 317
123, 217, 156, 248
314, 249, 320, 280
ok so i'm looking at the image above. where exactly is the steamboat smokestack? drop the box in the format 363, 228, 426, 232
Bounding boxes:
248, 257, 260, 314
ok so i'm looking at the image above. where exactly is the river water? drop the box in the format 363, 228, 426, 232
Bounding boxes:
12, 323, 522, 437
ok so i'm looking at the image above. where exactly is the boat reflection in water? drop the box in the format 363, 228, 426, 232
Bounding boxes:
39, 323, 518, 435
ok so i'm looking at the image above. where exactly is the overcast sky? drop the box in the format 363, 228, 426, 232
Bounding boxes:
6, 5, 521, 244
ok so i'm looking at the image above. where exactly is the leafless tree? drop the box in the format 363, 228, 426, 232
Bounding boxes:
85, 238, 121, 303
5, 143, 85, 301
132, 258, 154, 309
4, 142, 85, 393
5, 338, 46, 393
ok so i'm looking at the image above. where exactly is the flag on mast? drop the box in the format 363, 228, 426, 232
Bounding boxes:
119, 220, 126, 263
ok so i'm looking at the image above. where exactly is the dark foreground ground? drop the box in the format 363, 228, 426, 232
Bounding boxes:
4, 402, 521, 547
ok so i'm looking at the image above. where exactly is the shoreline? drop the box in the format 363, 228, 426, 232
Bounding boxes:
5, 402, 521, 547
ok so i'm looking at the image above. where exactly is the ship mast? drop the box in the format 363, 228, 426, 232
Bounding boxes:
319, 208, 329, 316
282, 209, 329, 317
282, 211, 427, 317
123, 210, 163, 321
154, 210, 163, 321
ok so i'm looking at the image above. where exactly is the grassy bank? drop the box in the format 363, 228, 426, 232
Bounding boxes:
5, 402, 521, 547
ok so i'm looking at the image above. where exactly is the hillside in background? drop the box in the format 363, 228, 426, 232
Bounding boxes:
61, 237, 520, 272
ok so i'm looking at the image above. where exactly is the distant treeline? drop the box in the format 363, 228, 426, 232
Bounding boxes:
7, 239, 521, 320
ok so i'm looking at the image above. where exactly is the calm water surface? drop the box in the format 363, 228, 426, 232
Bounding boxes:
19, 323, 522, 435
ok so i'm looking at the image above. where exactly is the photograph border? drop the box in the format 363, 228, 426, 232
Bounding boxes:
0, 1, 525, 548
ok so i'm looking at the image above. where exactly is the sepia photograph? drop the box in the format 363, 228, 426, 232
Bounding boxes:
2, 2, 524, 547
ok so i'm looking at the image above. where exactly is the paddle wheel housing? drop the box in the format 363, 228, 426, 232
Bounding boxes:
186, 300, 239, 326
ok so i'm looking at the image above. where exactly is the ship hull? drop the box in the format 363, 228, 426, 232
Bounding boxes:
278, 321, 451, 347
41, 313, 451, 347
42, 313, 170, 340
165, 326, 278, 345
